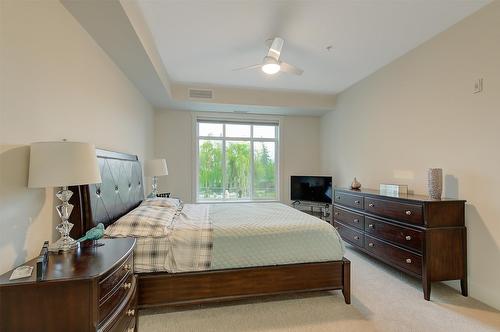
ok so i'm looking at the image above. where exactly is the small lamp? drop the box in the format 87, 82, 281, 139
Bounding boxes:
144, 159, 168, 197
28, 141, 101, 252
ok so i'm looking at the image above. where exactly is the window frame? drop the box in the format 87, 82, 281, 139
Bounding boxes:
195, 118, 280, 203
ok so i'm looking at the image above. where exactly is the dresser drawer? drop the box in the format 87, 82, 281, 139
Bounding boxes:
365, 217, 423, 252
99, 253, 133, 303
334, 191, 364, 209
364, 235, 422, 276
364, 197, 423, 225
99, 274, 135, 324
333, 206, 364, 230
334, 221, 364, 247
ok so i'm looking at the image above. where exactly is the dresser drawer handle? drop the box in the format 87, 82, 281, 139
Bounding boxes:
406, 258, 412, 264
353, 218, 359, 223
354, 236, 359, 240
123, 264, 132, 271
126, 309, 135, 317
336, 196, 341, 200
122, 282, 132, 290
368, 224, 374, 228
405, 210, 412, 216
368, 203, 374, 207
368, 243, 374, 247
405, 235, 412, 241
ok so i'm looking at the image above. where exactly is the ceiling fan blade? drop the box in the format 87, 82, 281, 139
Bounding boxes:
232, 64, 262, 71
267, 37, 284, 61
280, 62, 303, 75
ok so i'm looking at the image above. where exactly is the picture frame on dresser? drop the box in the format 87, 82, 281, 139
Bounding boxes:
333, 187, 467, 301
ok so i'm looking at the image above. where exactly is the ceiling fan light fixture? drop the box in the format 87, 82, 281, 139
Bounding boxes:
262, 63, 280, 75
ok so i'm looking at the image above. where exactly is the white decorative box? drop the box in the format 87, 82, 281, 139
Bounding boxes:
379, 184, 408, 196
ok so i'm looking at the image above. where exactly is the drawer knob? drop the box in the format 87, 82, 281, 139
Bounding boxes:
336, 196, 341, 200
123, 264, 132, 271
368, 243, 374, 247
354, 200, 360, 204
353, 218, 359, 223
334, 212, 339, 216
406, 258, 412, 264
369, 203, 374, 207
126, 309, 135, 317
354, 236, 359, 240
368, 224, 374, 228
405, 235, 412, 241
405, 210, 412, 216
122, 282, 132, 290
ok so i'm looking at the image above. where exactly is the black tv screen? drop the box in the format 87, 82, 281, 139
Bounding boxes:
291, 176, 333, 203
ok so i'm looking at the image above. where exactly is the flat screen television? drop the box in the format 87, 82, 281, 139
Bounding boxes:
291, 176, 333, 204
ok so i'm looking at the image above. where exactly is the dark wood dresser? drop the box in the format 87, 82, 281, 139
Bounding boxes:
333, 188, 467, 300
0, 238, 137, 332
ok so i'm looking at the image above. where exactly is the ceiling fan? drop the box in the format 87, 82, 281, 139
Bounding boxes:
233, 37, 303, 76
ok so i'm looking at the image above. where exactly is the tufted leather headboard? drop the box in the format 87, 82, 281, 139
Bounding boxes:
69, 149, 144, 238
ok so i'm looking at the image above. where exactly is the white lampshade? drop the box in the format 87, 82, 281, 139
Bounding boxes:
145, 159, 168, 177
28, 141, 102, 188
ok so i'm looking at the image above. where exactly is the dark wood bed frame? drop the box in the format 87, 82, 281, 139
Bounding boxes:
69, 149, 351, 308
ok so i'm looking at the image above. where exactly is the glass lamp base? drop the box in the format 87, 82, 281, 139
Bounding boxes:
48, 236, 78, 252
50, 186, 79, 253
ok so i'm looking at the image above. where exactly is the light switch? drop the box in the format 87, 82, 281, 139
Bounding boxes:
473, 78, 483, 94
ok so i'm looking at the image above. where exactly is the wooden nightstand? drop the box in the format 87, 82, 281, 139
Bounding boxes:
0, 238, 137, 332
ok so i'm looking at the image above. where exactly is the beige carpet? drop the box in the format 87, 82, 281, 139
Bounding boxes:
139, 246, 500, 331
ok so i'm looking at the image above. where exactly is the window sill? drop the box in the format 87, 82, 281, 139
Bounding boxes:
196, 199, 280, 204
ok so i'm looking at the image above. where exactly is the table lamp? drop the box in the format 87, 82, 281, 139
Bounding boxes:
28, 141, 101, 252
144, 159, 168, 197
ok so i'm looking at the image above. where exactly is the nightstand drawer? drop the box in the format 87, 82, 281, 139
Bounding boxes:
365, 216, 423, 252
334, 221, 364, 247
364, 235, 422, 276
103, 279, 137, 332
99, 253, 134, 303
334, 191, 364, 209
333, 206, 364, 230
364, 197, 423, 225
100, 274, 136, 324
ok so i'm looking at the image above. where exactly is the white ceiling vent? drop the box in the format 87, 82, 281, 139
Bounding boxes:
189, 88, 214, 99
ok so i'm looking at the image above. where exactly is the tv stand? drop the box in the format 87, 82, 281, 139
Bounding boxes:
292, 201, 331, 222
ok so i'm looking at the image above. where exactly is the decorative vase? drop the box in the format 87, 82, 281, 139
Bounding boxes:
427, 168, 443, 199
351, 177, 361, 190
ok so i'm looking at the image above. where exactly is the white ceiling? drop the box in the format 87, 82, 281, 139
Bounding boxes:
137, 0, 489, 95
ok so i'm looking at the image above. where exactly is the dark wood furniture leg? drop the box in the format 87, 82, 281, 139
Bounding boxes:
461, 229, 468, 296
423, 276, 431, 301
342, 258, 351, 304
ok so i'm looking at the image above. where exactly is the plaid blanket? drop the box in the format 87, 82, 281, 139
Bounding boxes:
106, 204, 213, 273
166, 204, 213, 272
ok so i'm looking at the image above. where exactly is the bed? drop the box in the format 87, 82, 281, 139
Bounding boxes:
68, 149, 351, 308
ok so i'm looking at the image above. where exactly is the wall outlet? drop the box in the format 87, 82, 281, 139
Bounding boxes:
473, 78, 483, 94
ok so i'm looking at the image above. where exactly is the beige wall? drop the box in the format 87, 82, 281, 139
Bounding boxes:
0, 1, 154, 274
154, 110, 323, 204
320, 1, 500, 309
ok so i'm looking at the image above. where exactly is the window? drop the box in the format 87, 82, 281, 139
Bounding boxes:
196, 120, 279, 201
